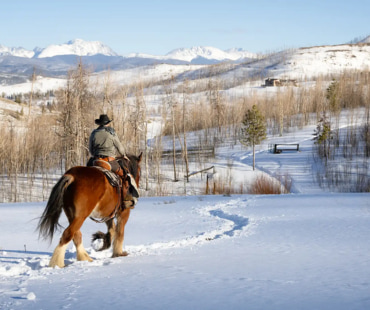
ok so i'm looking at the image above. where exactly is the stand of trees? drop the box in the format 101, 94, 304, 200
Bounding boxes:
0, 62, 369, 201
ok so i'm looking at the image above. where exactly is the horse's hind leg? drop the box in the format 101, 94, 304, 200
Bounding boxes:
49, 218, 85, 268
49, 240, 69, 268
73, 229, 93, 262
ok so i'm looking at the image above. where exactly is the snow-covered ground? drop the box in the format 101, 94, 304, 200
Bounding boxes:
1, 194, 369, 310
1, 111, 369, 309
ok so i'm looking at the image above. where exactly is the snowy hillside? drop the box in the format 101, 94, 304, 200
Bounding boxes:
272, 44, 370, 79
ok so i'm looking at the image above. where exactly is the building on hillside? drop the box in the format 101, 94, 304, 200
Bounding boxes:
264, 78, 298, 87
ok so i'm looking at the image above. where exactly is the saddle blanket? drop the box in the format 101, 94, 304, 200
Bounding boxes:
92, 166, 139, 198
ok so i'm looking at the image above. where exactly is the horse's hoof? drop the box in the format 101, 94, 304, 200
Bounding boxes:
49, 263, 65, 268
112, 251, 129, 258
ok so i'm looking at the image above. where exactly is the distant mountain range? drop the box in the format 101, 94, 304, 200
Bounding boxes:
0, 39, 116, 58
0, 36, 369, 85
0, 39, 259, 84
0, 38, 256, 62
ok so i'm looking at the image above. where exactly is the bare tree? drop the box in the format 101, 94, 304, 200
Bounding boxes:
163, 75, 179, 182
56, 60, 96, 170
181, 80, 191, 182
207, 78, 225, 135
28, 67, 36, 123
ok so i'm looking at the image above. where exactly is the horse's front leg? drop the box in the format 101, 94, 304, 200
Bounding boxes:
112, 208, 131, 257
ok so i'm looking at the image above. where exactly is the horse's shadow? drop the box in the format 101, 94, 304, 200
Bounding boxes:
0, 249, 52, 268
1, 249, 51, 256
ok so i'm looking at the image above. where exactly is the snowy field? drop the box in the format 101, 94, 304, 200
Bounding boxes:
0, 194, 369, 310
1, 112, 370, 309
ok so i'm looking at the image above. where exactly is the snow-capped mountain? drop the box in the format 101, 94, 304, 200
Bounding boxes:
359, 35, 370, 43
37, 39, 118, 58
0, 45, 35, 58
0, 36, 369, 86
125, 46, 256, 63
165, 46, 256, 62
0, 40, 255, 63
0, 39, 118, 59
225, 48, 258, 59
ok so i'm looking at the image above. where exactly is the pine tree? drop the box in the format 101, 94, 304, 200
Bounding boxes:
326, 79, 340, 114
313, 111, 332, 161
240, 105, 267, 170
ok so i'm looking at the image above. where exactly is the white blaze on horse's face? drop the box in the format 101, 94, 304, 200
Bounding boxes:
127, 174, 139, 198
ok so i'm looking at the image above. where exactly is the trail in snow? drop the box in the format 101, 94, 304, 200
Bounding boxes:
0, 198, 251, 277
208, 210, 249, 238
0, 198, 252, 306
105, 198, 251, 256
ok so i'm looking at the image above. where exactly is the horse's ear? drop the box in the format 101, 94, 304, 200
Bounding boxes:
138, 152, 143, 162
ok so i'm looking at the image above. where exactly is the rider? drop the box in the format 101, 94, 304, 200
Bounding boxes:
89, 114, 129, 176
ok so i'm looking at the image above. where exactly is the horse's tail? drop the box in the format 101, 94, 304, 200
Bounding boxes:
37, 174, 74, 242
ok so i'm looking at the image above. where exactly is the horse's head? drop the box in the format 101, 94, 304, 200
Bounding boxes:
118, 153, 142, 208
125, 152, 142, 186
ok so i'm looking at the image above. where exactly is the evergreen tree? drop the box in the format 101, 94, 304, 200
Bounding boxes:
326, 79, 340, 114
14, 95, 22, 104
313, 111, 332, 161
240, 105, 267, 170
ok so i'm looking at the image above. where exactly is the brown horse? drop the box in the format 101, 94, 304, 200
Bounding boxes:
37, 153, 142, 268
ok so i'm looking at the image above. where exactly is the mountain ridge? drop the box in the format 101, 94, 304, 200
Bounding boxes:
0, 37, 369, 86
0, 38, 255, 62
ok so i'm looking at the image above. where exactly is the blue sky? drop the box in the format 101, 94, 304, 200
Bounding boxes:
1, 0, 369, 55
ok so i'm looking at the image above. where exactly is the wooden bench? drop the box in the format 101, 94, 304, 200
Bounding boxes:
161, 146, 215, 159
270, 144, 299, 154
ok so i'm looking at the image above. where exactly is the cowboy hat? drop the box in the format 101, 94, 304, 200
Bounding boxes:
95, 114, 112, 125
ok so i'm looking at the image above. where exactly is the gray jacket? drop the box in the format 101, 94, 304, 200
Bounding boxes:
89, 126, 125, 158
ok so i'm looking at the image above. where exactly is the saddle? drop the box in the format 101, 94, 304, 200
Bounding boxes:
92, 156, 123, 177
93, 158, 113, 172
92, 166, 121, 188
